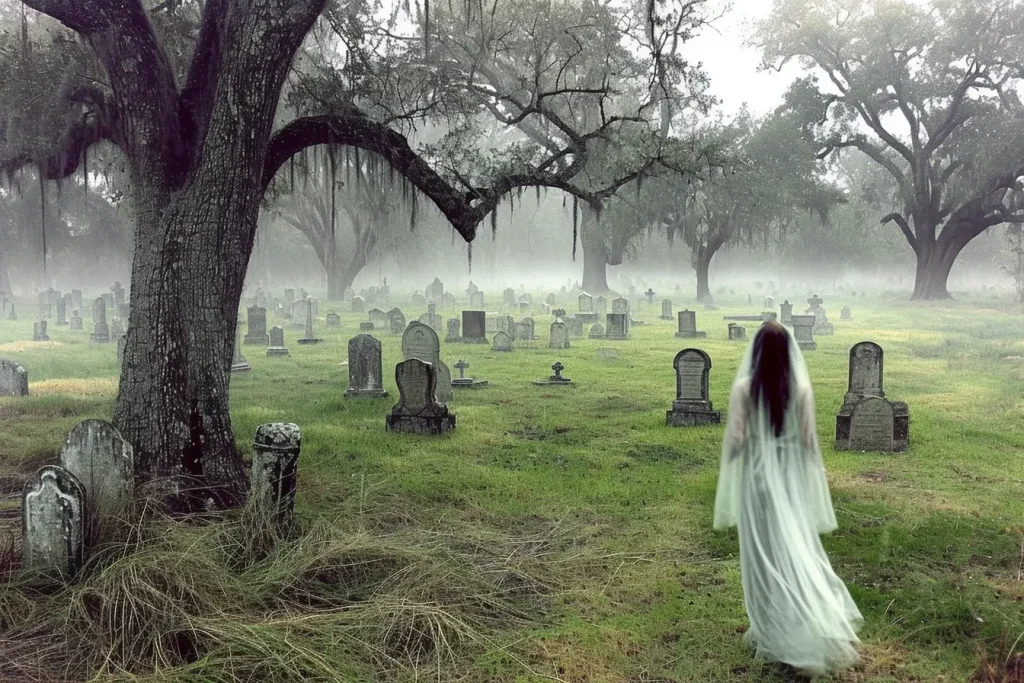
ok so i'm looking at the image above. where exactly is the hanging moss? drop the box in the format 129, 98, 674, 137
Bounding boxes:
467, 240, 472, 273
38, 168, 46, 271
328, 145, 337, 239
491, 203, 497, 239
571, 195, 578, 261
410, 189, 418, 231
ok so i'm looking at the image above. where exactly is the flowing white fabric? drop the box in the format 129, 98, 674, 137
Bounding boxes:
714, 330, 862, 675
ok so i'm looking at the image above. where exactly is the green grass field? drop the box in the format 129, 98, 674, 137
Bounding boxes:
0, 293, 1022, 682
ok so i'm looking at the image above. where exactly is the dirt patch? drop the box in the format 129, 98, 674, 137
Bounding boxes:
859, 471, 888, 484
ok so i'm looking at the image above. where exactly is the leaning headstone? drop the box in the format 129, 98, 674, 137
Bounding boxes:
386, 359, 456, 434
446, 318, 461, 343
462, 311, 488, 344
267, 326, 290, 357
532, 361, 572, 386
840, 305, 852, 320
661, 299, 673, 320
244, 306, 270, 345
675, 310, 706, 338
326, 312, 341, 328
344, 335, 388, 398
492, 331, 513, 352
834, 342, 909, 452
549, 321, 570, 349
728, 323, 747, 342
665, 349, 722, 426
22, 466, 85, 579
503, 288, 516, 307
0, 360, 29, 396
589, 323, 606, 338
605, 313, 629, 340
470, 291, 485, 309
33, 320, 50, 342
780, 300, 793, 325
790, 315, 817, 351
59, 420, 133, 521
250, 423, 301, 530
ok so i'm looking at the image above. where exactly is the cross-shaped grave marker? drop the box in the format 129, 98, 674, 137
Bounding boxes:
455, 359, 469, 379
551, 361, 564, 379
645, 288, 656, 304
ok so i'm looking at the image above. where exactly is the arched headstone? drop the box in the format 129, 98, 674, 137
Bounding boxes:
23, 465, 85, 579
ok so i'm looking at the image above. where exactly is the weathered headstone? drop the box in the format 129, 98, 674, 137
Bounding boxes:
33, 319, 50, 342
840, 305, 852, 320
645, 288, 656, 305
388, 308, 406, 335
418, 303, 443, 333
112, 281, 126, 306
492, 330, 513, 352
59, 420, 133, 520
661, 299, 673, 320
462, 311, 488, 343
401, 321, 452, 402
470, 291, 485, 309
284, 288, 295, 304
790, 315, 817, 351
90, 298, 110, 344
368, 308, 388, 326
326, 311, 341, 328
386, 359, 456, 434
344, 334, 388, 398
495, 315, 515, 338
244, 306, 270, 345
594, 296, 607, 314
297, 299, 323, 345
565, 317, 584, 338
834, 342, 909, 452
427, 278, 445, 302
665, 349, 721, 426
588, 323, 605, 338
675, 310, 706, 338
71, 289, 83, 313
102, 292, 114, 314
612, 297, 629, 315
605, 313, 629, 340
55, 297, 68, 326
0, 360, 29, 396
813, 307, 834, 336
780, 300, 793, 325
516, 317, 535, 341
22, 466, 85, 578
503, 288, 516, 307
267, 326, 290, 357
728, 323, 747, 342
250, 423, 301, 530
231, 330, 251, 372
446, 318, 461, 343
532, 361, 572, 385
440, 292, 456, 310
351, 296, 365, 314
578, 293, 593, 313
549, 321, 570, 349
70, 311, 83, 331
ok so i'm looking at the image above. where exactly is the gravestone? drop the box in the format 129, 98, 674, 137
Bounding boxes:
71, 289, 83, 313
661, 299, 673, 320
402, 321, 452, 402
110, 318, 125, 340
426, 277, 445, 302
6, 302, 14, 320
503, 288, 516, 307
594, 296, 607, 314
446, 318, 461, 343
22, 465, 85, 579
298, 288, 307, 301
840, 305, 852, 320
289, 299, 307, 329
470, 291, 485, 309
59, 420, 133, 521
90, 298, 110, 343
532, 361, 572, 386
565, 317, 584, 338
102, 292, 114, 314
549, 321, 570, 349
244, 306, 270, 345
368, 308, 388, 326
552, 308, 566, 318
386, 359, 456, 434
69, 310, 82, 331
780, 300, 793, 325
834, 342, 909, 452
764, 296, 775, 309
728, 323, 746, 342
813, 307, 834, 335
55, 297, 67, 326
37, 294, 51, 320
589, 323, 606, 338
496, 315, 515, 338
806, 294, 823, 315
441, 292, 456, 310
666, 349, 722, 426
0, 360, 29, 396
790, 315, 817, 351
451, 359, 488, 388
675, 310, 706, 338
578, 293, 593, 313
351, 296, 365, 314
250, 423, 301, 530
612, 297, 629, 315
326, 312, 341, 328
492, 331, 513, 352
388, 308, 406, 335
33, 320, 50, 342
360, 322, 374, 331
645, 288, 656, 305
231, 329, 251, 372
462, 311, 488, 343
284, 288, 295, 304
605, 313, 629, 340
418, 303, 443, 333
411, 292, 427, 308
267, 326, 290, 357
545, 293, 557, 307
344, 335, 388, 398
466, 281, 479, 295
297, 299, 323, 345
516, 317, 536, 341
112, 281, 126, 305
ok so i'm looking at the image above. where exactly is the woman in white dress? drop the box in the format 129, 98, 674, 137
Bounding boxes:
714, 321, 862, 676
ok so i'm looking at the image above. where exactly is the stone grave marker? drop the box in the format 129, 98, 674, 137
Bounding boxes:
33, 319, 50, 342
790, 315, 817, 351
71, 289, 83, 313
359, 322, 374, 331
612, 297, 629, 315
441, 292, 456, 310
250, 423, 301, 530
267, 326, 290, 357
503, 288, 516, 307
728, 323, 746, 342
59, 420, 133, 521
462, 311, 488, 343
297, 299, 323, 345
70, 311, 83, 331
55, 297, 68, 326
102, 292, 114, 314
492, 330, 513, 352
427, 278, 445, 302
533, 361, 572, 385
446, 318, 462, 342
589, 323, 605, 338
110, 318, 125, 340
368, 308, 388, 326
344, 334, 388, 398
231, 328, 251, 372
386, 359, 456, 434
549, 321, 570, 349
0, 360, 29, 396
516, 317, 535, 341
326, 312, 341, 328
578, 293, 593, 313
117, 302, 130, 321
552, 308, 566, 318
545, 293, 557, 307
834, 341, 908, 452
496, 315, 515, 338
244, 306, 270, 345
418, 303, 443, 333
764, 296, 775, 309
661, 299, 673, 320
470, 291, 485, 308
840, 305, 852, 320
605, 313, 629, 340
675, 310, 706, 338
402, 321, 452, 402
452, 359, 488, 388
22, 465, 85, 579
565, 317, 584, 338
351, 296, 365, 314
284, 288, 295, 304
780, 300, 793, 325
90, 298, 110, 343
645, 288, 656, 305
666, 349, 721, 426
388, 308, 406, 335
112, 281, 126, 305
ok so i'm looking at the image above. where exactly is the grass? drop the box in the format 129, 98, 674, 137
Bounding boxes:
0, 291, 1023, 681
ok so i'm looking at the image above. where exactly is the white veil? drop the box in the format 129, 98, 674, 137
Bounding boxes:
713, 327, 837, 534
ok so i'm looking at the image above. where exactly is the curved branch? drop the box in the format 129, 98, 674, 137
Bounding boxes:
881, 212, 918, 254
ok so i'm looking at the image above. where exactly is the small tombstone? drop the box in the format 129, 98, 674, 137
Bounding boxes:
69, 310, 82, 332
549, 321, 570, 349
267, 326, 290, 357
565, 317, 584, 338
326, 312, 341, 328
33, 319, 50, 342
243, 306, 270, 345
835, 342, 909, 452
516, 317, 536, 341
71, 289, 83, 313
612, 297, 629, 315
594, 296, 607, 314
790, 315, 817, 351
22, 465, 86, 579
402, 321, 452, 402
359, 322, 374, 331
110, 318, 125, 340
462, 311, 488, 343
496, 314, 515, 338
675, 309, 706, 339
344, 334, 388, 398
446, 318, 461, 343
492, 330, 513, 352
368, 308, 388, 326
589, 323, 606, 338
386, 359, 456, 434
813, 307, 835, 336
250, 423, 301, 530
0, 360, 29, 397
727, 323, 747, 342
503, 288, 516, 307
351, 296, 365, 314
451, 359, 488, 388
441, 292, 456, 310
427, 277, 445, 302
666, 349, 721, 426
342, 288, 354, 302
284, 288, 296, 303
231, 330, 251, 372
840, 305, 852, 320
470, 291, 485, 309
645, 288, 656, 305
418, 303, 443, 333
661, 299, 673, 320
411, 292, 427, 308
545, 293, 557, 307
533, 361, 572, 385
578, 293, 593, 313
780, 300, 793, 325
59, 420, 133, 522
605, 313, 629, 340
388, 308, 406, 335
55, 297, 68, 326
297, 299, 323, 345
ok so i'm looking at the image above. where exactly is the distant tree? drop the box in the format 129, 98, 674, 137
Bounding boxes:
760, 0, 1024, 299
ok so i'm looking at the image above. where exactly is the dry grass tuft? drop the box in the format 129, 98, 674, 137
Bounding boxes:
970, 631, 1024, 682
29, 378, 117, 397
0, 342, 64, 354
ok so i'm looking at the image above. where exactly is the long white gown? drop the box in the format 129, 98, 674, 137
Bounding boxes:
713, 333, 862, 675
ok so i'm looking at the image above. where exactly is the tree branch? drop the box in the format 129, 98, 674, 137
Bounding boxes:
881, 212, 918, 254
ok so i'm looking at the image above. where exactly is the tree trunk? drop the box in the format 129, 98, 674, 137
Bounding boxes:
0, 244, 12, 296
580, 210, 610, 294
910, 246, 953, 300
693, 241, 722, 303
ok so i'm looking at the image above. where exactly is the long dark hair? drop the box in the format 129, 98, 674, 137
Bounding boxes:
750, 321, 791, 437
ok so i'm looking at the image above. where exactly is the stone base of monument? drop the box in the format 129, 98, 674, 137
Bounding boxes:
461, 337, 489, 344
834, 397, 908, 452
660, 315, 673, 320
666, 400, 721, 426
344, 387, 389, 398
675, 331, 707, 338
532, 377, 573, 386
296, 337, 324, 345
452, 378, 488, 388
230, 361, 251, 372
266, 347, 290, 357
796, 340, 817, 351
386, 413, 456, 434
244, 334, 270, 345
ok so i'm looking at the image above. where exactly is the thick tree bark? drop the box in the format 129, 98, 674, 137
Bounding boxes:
691, 230, 726, 303
0, 245, 12, 296
580, 209, 610, 294
910, 245, 954, 300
